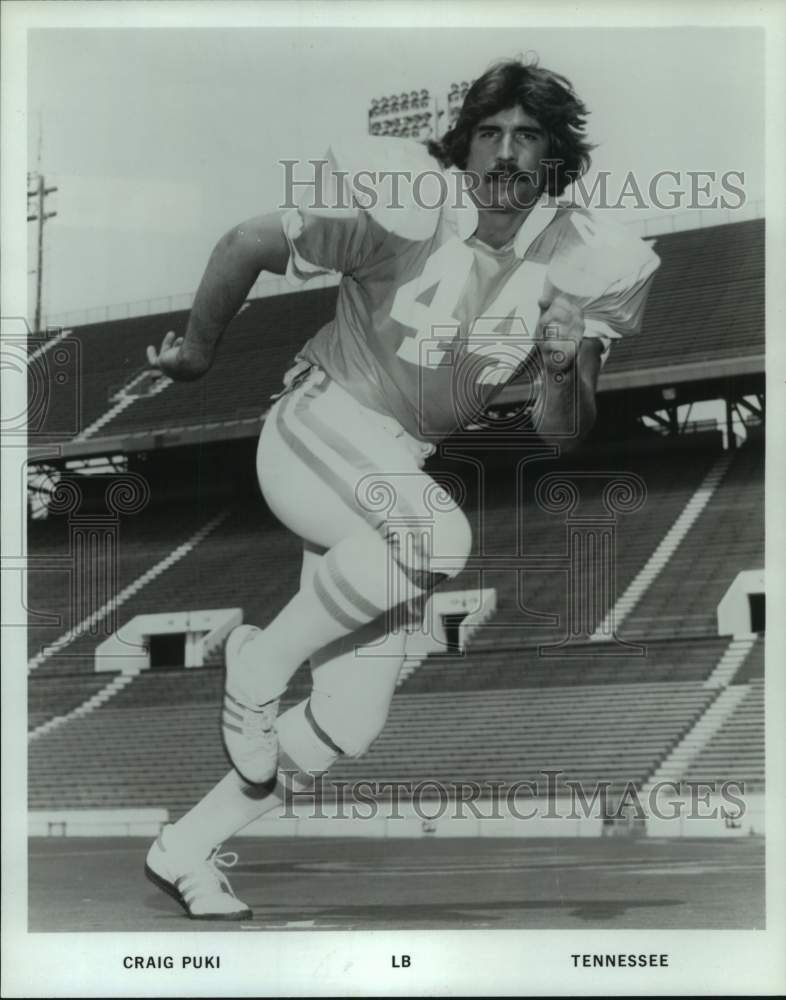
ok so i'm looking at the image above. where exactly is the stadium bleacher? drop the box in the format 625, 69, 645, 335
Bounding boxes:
682, 679, 764, 790
26, 215, 766, 819
621, 440, 764, 637
398, 636, 731, 693
33, 288, 339, 445
732, 634, 764, 684
27, 437, 733, 678
608, 219, 764, 374
28, 673, 110, 732
34, 218, 763, 449
28, 669, 717, 815
27, 495, 225, 666
454, 442, 725, 649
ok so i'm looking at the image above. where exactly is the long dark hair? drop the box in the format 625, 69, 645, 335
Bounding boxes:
429, 58, 594, 196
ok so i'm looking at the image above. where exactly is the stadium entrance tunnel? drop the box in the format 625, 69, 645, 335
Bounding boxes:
748, 593, 765, 634
149, 632, 186, 669
94, 608, 242, 673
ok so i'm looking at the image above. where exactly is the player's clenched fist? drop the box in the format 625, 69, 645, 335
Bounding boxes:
535, 293, 585, 375
146, 330, 207, 382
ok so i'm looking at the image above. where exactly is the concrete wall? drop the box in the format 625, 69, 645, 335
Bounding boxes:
27, 793, 764, 839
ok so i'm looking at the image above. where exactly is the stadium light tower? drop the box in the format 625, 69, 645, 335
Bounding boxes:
367, 87, 441, 141
444, 80, 472, 132
366, 80, 473, 142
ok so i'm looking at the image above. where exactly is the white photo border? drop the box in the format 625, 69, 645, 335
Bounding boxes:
2, 1, 785, 996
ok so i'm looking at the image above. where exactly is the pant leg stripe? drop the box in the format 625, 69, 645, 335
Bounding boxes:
275, 390, 384, 533
276, 380, 431, 591
296, 381, 417, 521
296, 380, 389, 466
305, 698, 344, 756
325, 548, 385, 620
297, 379, 428, 530
313, 570, 367, 632
296, 384, 437, 588
225, 690, 274, 713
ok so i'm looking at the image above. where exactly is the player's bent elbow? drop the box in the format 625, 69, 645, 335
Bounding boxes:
174, 345, 212, 382
221, 213, 289, 275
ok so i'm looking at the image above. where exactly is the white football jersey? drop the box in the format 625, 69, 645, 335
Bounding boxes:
282, 138, 660, 442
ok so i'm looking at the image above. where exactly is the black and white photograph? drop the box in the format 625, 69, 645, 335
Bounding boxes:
2, 1, 785, 996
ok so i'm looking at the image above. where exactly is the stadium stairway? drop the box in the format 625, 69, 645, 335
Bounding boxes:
730, 634, 763, 684
640, 684, 749, 792
451, 444, 723, 652
29, 667, 144, 741
703, 635, 758, 688
26, 438, 764, 815
72, 370, 173, 442
639, 635, 764, 792
26, 496, 227, 664
680, 679, 765, 791
590, 450, 734, 639
618, 440, 764, 638
72, 288, 339, 443
27, 630, 762, 814
25, 219, 766, 823
28, 508, 231, 673
28, 673, 110, 732
28, 312, 186, 442
458, 439, 762, 651
28, 326, 75, 363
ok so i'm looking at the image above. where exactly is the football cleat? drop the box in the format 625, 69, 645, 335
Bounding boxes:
144, 825, 252, 920
222, 625, 280, 784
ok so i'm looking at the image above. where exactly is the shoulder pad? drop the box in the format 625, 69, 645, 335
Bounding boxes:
550, 208, 660, 295
325, 137, 445, 240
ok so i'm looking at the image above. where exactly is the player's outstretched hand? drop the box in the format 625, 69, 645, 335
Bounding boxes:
536, 292, 585, 376
146, 331, 207, 382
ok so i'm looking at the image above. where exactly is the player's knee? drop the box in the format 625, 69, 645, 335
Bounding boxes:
419, 505, 472, 583
387, 505, 472, 590
276, 694, 391, 786
435, 506, 472, 578
277, 700, 340, 783
310, 690, 391, 758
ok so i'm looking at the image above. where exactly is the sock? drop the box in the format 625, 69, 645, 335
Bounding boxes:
168, 770, 281, 860
172, 615, 406, 861
237, 529, 430, 704
169, 698, 343, 861
169, 766, 320, 861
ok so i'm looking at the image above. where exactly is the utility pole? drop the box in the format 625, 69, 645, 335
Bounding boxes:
27, 173, 58, 332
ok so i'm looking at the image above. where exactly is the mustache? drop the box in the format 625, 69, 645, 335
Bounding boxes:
483, 166, 539, 184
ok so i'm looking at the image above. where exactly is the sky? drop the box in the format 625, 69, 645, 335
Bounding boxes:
26, 24, 765, 324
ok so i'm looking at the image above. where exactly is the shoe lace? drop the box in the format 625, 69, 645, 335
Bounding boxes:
242, 700, 279, 750
194, 848, 241, 898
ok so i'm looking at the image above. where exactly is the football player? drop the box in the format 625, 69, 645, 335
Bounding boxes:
144, 58, 659, 918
